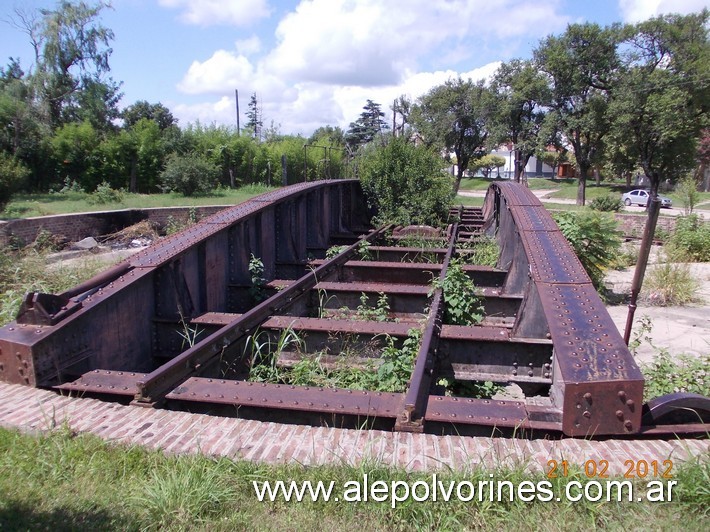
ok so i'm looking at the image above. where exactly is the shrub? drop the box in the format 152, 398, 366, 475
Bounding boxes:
553, 211, 622, 290
358, 137, 454, 227
667, 214, 710, 262
588, 193, 623, 212
0, 153, 30, 213
90, 181, 124, 204
676, 173, 700, 215
643, 262, 699, 306
160, 154, 219, 196
642, 351, 709, 401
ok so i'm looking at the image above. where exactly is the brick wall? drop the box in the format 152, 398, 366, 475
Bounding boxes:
613, 213, 678, 238
0, 206, 226, 247
0, 208, 692, 248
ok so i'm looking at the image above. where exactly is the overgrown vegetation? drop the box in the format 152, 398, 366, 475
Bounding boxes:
642, 351, 709, 402
356, 292, 393, 322
588, 193, 623, 212
0, 246, 110, 326
630, 316, 709, 401
247, 327, 421, 394
643, 262, 700, 306
667, 215, 710, 262
437, 377, 504, 399
0, 426, 708, 531
325, 240, 372, 260
248, 254, 267, 303
433, 258, 485, 326
159, 154, 220, 196
358, 137, 454, 227
553, 211, 622, 290
459, 236, 499, 267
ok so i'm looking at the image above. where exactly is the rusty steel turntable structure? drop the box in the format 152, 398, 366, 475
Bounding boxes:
1, 180, 708, 438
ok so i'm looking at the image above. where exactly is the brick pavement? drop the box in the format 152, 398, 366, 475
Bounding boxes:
0, 382, 707, 474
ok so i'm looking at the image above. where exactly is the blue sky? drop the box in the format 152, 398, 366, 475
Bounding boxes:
1, 0, 707, 136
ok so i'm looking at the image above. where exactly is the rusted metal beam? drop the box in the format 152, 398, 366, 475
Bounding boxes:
133, 225, 390, 404
5, 180, 707, 438
396, 220, 460, 431
166, 377, 403, 419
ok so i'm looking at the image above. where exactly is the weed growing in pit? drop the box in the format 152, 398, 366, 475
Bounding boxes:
247, 326, 304, 384
246, 326, 421, 394
325, 240, 372, 260
458, 236, 499, 267
436, 377, 503, 399
432, 258, 484, 326
356, 292, 392, 322
248, 254, 267, 303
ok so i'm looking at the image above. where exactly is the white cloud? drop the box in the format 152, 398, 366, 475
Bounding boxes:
264, 0, 567, 87
171, 96, 237, 126
236, 36, 262, 55
178, 50, 256, 94
158, 0, 271, 26
619, 0, 707, 22
171, 1, 569, 134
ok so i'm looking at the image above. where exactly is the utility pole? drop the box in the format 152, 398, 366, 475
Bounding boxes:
235, 89, 240, 136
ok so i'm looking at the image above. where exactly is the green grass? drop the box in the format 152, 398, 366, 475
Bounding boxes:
454, 195, 485, 207
1, 184, 276, 219
0, 248, 117, 326
0, 426, 707, 531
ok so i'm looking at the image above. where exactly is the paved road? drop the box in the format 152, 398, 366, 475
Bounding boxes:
458, 189, 709, 218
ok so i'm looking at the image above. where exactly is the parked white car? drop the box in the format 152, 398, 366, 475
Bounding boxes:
621, 189, 673, 208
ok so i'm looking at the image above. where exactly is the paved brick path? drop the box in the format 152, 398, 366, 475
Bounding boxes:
1, 382, 707, 474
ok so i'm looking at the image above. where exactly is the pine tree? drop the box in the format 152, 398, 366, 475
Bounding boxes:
246, 92, 263, 140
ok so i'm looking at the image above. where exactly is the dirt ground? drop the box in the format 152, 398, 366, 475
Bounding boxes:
605, 260, 710, 365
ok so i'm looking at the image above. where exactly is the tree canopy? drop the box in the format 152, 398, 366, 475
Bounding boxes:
534, 22, 622, 205
345, 100, 389, 152
410, 78, 495, 192
607, 11, 709, 196
490, 59, 550, 182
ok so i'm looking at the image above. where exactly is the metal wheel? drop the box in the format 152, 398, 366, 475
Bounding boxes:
641, 392, 710, 426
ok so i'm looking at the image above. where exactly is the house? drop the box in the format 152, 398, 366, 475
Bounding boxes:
484, 144, 557, 179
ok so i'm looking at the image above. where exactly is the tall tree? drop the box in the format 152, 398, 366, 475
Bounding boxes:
411, 78, 495, 192
391, 95, 413, 138
0, 58, 50, 189
609, 11, 709, 197
534, 23, 622, 205
245, 92, 263, 140
309, 125, 345, 146
345, 99, 389, 151
490, 59, 550, 182
12, 1, 120, 131
122, 100, 177, 131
